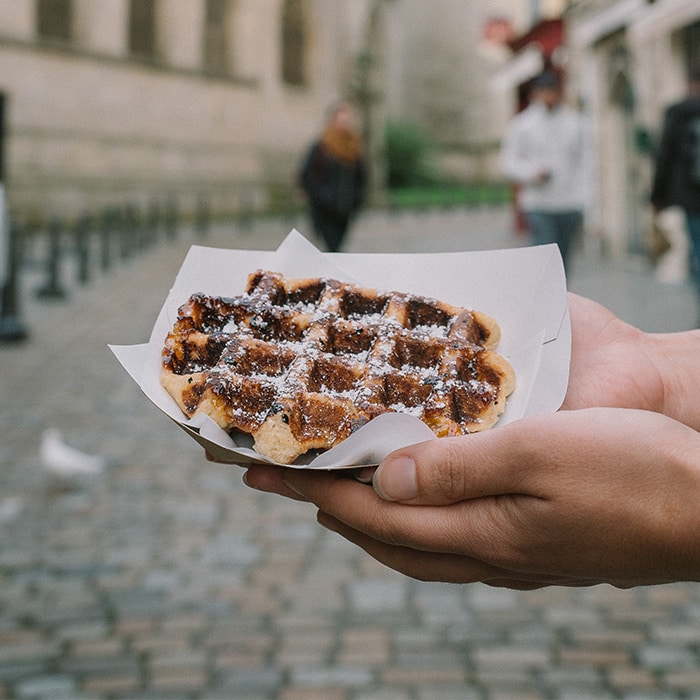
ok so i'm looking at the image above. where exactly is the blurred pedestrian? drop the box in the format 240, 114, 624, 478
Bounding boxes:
299, 100, 367, 252
500, 70, 593, 273
650, 69, 700, 318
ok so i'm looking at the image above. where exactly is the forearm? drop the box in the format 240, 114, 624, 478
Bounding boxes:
647, 330, 700, 431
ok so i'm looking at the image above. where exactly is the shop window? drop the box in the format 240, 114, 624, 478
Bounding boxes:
37, 0, 72, 42
607, 45, 634, 112
281, 0, 307, 86
129, 0, 157, 60
204, 0, 232, 75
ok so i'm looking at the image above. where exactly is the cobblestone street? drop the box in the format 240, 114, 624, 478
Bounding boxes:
1, 206, 699, 700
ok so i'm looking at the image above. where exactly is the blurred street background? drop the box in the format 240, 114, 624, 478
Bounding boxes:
1, 1, 700, 699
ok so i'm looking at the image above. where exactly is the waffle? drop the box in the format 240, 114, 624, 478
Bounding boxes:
161, 270, 516, 464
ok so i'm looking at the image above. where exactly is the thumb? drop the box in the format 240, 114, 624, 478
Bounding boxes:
373, 421, 536, 505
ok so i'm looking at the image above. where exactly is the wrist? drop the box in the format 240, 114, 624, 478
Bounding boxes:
646, 330, 700, 430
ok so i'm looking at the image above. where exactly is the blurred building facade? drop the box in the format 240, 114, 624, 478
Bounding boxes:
382, 0, 540, 183
0, 0, 389, 220
0, 0, 536, 223
566, 0, 700, 258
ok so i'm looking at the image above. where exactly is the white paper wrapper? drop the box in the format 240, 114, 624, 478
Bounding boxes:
111, 230, 569, 469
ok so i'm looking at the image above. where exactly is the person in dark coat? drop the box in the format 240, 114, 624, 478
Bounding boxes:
651, 69, 700, 309
299, 100, 367, 252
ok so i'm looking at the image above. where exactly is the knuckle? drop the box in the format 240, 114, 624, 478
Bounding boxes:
414, 438, 470, 502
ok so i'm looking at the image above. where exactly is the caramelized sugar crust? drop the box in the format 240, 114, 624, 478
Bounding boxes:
161, 271, 515, 463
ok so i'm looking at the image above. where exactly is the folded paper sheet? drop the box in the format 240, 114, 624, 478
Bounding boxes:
111, 230, 569, 468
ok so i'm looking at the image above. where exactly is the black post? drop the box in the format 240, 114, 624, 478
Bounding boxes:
147, 199, 160, 247
165, 193, 178, 241
99, 207, 113, 272
128, 203, 144, 251
0, 92, 29, 341
124, 204, 141, 252
0, 218, 29, 342
36, 217, 67, 299
119, 205, 132, 260
74, 211, 91, 285
238, 187, 253, 233
195, 192, 209, 238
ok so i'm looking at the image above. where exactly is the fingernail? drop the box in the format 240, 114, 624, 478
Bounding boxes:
243, 469, 262, 491
375, 455, 417, 501
355, 466, 377, 484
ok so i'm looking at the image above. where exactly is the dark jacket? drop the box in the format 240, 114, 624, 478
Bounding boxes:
299, 142, 367, 221
651, 96, 700, 214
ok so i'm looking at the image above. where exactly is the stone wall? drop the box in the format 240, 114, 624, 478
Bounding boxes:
0, 0, 373, 221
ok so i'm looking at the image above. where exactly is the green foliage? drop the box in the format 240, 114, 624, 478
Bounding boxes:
387, 183, 512, 209
384, 120, 436, 188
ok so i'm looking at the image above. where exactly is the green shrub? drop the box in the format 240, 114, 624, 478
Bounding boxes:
384, 120, 436, 188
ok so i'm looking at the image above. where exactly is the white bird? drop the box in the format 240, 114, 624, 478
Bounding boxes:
40, 428, 108, 478
0, 497, 23, 523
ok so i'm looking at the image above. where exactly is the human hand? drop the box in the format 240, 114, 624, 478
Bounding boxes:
561, 293, 664, 412
564, 294, 700, 430
245, 408, 700, 588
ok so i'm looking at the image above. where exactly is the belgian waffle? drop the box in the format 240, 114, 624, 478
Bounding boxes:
160, 270, 516, 464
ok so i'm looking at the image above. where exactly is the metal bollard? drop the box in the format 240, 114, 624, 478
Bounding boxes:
165, 193, 178, 241
238, 188, 253, 234
117, 206, 129, 260
99, 207, 114, 272
74, 212, 91, 285
36, 217, 67, 299
195, 193, 209, 238
0, 218, 29, 342
120, 205, 138, 259
147, 200, 160, 247
124, 204, 143, 252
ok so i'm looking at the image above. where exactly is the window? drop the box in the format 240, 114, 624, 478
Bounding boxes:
129, 0, 157, 59
281, 0, 307, 86
204, 0, 232, 75
37, 0, 72, 42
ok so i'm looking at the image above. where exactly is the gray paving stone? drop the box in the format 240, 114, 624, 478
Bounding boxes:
217, 666, 283, 694
556, 692, 610, 700
354, 690, 413, 700
415, 687, 483, 700
466, 584, 521, 612
473, 644, 552, 670
542, 668, 608, 698
15, 674, 76, 698
348, 578, 409, 614
141, 569, 181, 592
636, 645, 697, 670
59, 655, 141, 675
0, 662, 51, 683
290, 664, 374, 688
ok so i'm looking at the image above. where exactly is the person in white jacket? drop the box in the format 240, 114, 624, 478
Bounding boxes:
500, 71, 593, 272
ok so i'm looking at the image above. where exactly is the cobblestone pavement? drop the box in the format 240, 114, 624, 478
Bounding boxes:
1, 207, 699, 700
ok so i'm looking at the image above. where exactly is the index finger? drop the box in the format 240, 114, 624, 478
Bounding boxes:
280, 464, 536, 563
